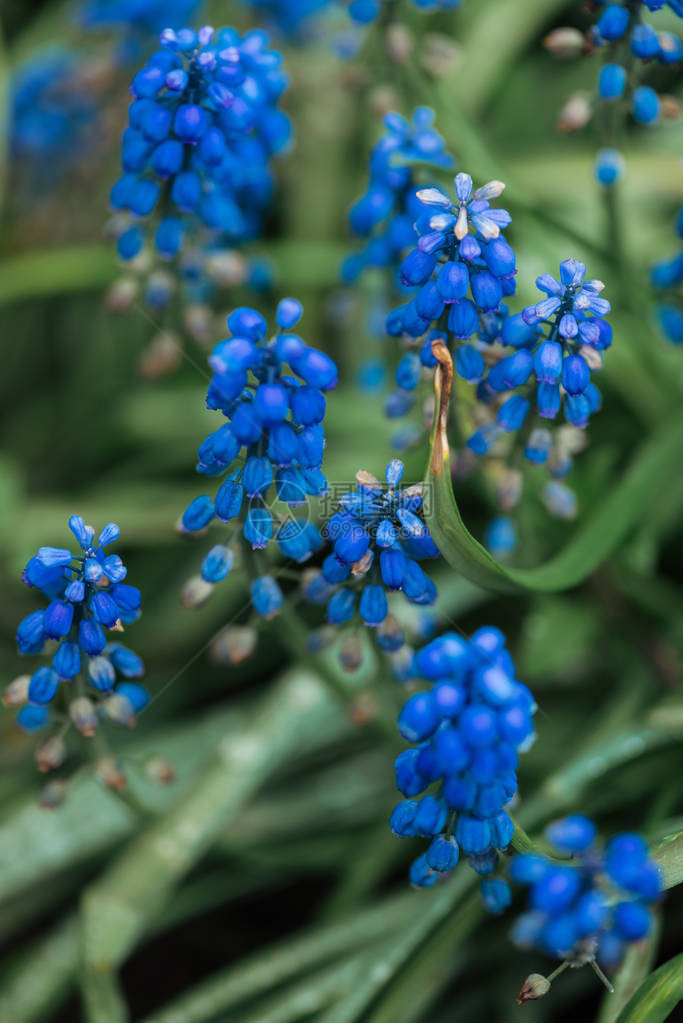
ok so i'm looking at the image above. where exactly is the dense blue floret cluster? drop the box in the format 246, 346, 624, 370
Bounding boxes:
387, 172, 514, 332
651, 207, 683, 344
110, 25, 290, 265
347, 0, 461, 23
181, 299, 337, 616
464, 258, 610, 466
390, 628, 536, 909
13, 517, 147, 736
383, 174, 613, 511
80, 0, 203, 33
384, 172, 517, 418
342, 108, 454, 285
511, 815, 662, 969
594, 1, 682, 53
305, 459, 439, 635
10, 49, 95, 189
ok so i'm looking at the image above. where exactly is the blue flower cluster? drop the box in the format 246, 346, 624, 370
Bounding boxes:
390, 628, 536, 910
304, 458, 439, 635
110, 25, 290, 267
80, 0, 204, 34
342, 108, 454, 285
465, 259, 610, 467
651, 207, 683, 344
592, 3, 682, 184
511, 815, 662, 970
13, 517, 147, 736
384, 171, 517, 417
594, 1, 682, 59
181, 299, 337, 618
347, 0, 461, 24
386, 172, 515, 339
10, 48, 95, 192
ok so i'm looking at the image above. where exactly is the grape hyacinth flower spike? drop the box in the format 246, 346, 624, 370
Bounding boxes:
390, 627, 536, 910
306, 458, 439, 642
180, 298, 337, 620
463, 258, 611, 513
109, 24, 290, 315
384, 171, 517, 418
545, 2, 683, 186
342, 107, 454, 285
8, 517, 147, 778
511, 815, 663, 997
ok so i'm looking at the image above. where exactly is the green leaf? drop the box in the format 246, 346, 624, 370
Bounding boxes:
142, 892, 419, 1023
446, 0, 571, 117
0, 241, 348, 308
80, 965, 129, 1023
80, 671, 341, 971
653, 830, 683, 890
614, 953, 683, 1023
0, 916, 79, 1023
597, 919, 661, 1023
425, 345, 683, 594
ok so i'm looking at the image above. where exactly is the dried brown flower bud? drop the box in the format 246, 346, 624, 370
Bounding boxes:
70, 697, 98, 737
36, 735, 67, 773
517, 973, 551, 1004
96, 755, 127, 791
39, 779, 68, 809
211, 625, 258, 665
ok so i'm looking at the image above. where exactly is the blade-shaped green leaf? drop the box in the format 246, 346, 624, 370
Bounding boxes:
597, 919, 660, 1023
80, 671, 341, 971
614, 953, 683, 1023
425, 346, 683, 594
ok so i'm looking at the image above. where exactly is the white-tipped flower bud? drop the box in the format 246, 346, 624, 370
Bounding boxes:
559, 93, 592, 133
544, 27, 585, 59
385, 23, 414, 64
105, 277, 139, 314
181, 575, 215, 608
183, 303, 215, 346
138, 332, 183, 380
3, 675, 31, 707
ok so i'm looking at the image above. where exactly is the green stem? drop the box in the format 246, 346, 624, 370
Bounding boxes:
273, 606, 397, 743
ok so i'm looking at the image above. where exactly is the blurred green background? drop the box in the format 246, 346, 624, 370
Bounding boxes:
0, 1, 682, 1021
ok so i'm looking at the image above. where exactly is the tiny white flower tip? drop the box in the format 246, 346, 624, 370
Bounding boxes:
416, 187, 451, 208
453, 205, 469, 240
472, 214, 500, 240
473, 180, 506, 201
